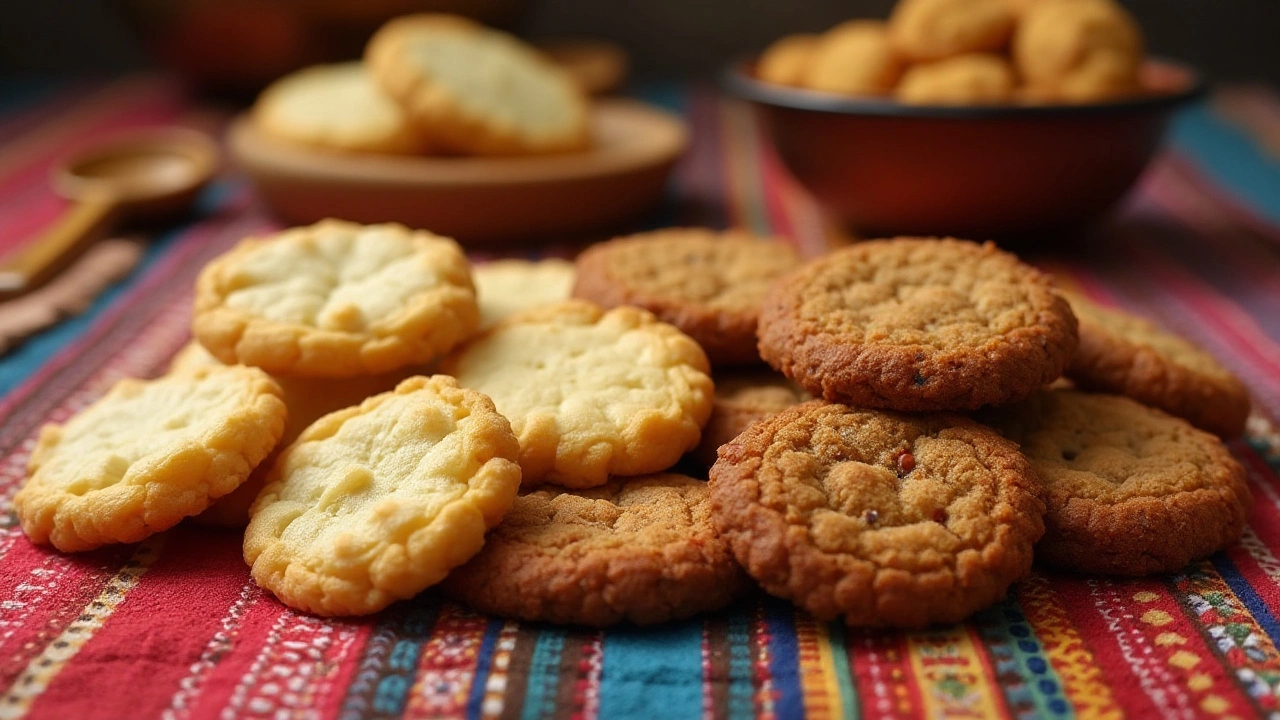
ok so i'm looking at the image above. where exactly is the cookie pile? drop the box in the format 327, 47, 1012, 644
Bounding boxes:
757, 0, 1146, 105
254, 14, 590, 157
13, 225, 1253, 631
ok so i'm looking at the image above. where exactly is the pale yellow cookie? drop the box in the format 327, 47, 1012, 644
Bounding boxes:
193, 219, 478, 378
896, 53, 1016, 105
802, 21, 902, 96
253, 62, 427, 155
365, 14, 591, 156
440, 300, 713, 488
14, 366, 286, 552
243, 375, 521, 616
473, 259, 576, 330
889, 0, 1015, 62
1013, 0, 1143, 103
757, 34, 820, 87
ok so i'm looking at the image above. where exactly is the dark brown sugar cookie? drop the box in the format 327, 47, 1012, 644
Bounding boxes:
757, 237, 1078, 412
442, 473, 747, 626
572, 228, 802, 366
979, 390, 1250, 576
1061, 289, 1250, 438
709, 400, 1045, 628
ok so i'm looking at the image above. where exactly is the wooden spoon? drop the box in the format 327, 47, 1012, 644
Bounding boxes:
0, 128, 217, 300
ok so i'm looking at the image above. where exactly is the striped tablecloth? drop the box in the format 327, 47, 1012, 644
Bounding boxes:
2, 76, 1280, 720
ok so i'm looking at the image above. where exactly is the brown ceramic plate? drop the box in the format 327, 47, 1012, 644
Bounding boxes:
228, 99, 686, 244
725, 58, 1204, 241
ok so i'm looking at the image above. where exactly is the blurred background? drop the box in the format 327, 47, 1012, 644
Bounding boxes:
2, 0, 1277, 89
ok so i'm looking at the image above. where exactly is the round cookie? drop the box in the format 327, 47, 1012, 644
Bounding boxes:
473, 258, 576, 330
756, 34, 820, 87
443, 474, 747, 626
896, 53, 1016, 105
15, 366, 286, 552
1061, 290, 1250, 438
253, 62, 426, 155
440, 300, 713, 488
691, 371, 809, 470
365, 14, 590, 156
244, 375, 521, 616
758, 238, 1078, 412
572, 228, 802, 366
194, 219, 478, 378
888, 0, 1015, 62
1013, 0, 1143, 103
710, 401, 1044, 627
979, 390, 1250, 575
801, 21, 903, 96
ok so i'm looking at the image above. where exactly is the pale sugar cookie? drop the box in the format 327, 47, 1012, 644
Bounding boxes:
243, 375, 521, 616
472, 258, 576, 330
193, 219, 478, 378
15, 366, 286, 552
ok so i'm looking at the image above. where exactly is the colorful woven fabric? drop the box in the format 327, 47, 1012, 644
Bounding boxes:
2, 76, 1280, 719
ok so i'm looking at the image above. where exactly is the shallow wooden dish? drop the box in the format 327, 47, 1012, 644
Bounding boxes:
228, 99, 687, 243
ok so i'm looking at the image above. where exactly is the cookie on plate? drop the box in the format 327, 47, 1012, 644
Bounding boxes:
572, 228, 802, 366
690, 371, 809, 470
440, 300, 713, 488
366, 14, 590, 156
801, 21, 903, 96
194, 219, 478, 378
15, 366, 286, 552
888, 0, 1016, 62
1013, 0, 1143, 103
244, 375, 521, 616
896, 53, 1016, 105
758, 238, 1077, 411
980, 390, 1250, 575
1061, 290, 1249, 438
473, 258, 576, 330
710, 401, 1044, 627
756, 34, 820, 87
253, 62, 426, 155
443, 473, 746, 626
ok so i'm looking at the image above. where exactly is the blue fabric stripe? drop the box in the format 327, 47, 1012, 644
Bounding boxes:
765, 598, 804, 720
466, 619, 505, 719
0, 77, 59, 115
520, 628, 567, 720
596, 621, 705, 719
1212, 553, 1280, 647
1171, 102, 1280, 227
974, 599, 1074, 720
726, 609, 755, 720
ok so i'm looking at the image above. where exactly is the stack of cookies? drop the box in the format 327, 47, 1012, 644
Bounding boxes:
254, 13, 591, 157
12, 223, 1253, 631
758, 0, 1146, 105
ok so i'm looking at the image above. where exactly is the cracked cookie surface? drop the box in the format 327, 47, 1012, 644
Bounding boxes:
440, 300, 713, 488
758, 238, 1077, 411
15, 365, 286, 552
243, 375, 520, 616
443, 473, 746, 626
979, 390, 1249, 575
709, 400, 1044, 627
1062, 290, 1250, 438
194, 219, 477, 378
572, 228, 801, 366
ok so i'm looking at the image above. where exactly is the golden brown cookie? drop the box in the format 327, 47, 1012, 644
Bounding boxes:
758, 238, 1078, 412
1013, 0, 1143, 103
193, 219, 477, 378
801, 21, 903, 96
443, 474, 747, 626
710, 401, 1044, 627
895, 53, 1016, 105
365, 14, 590, 156
15, 366, 286, 552
244, 375, 521, 616
690, 371, 809, 470
572, 228, 802, 366
888, 0, 1016, 62
756, 34, 820, 87
979, 390, 1250, 575
1061, 290, 1250, 438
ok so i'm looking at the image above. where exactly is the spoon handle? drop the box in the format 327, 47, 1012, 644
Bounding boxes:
0, 196, 119, 301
